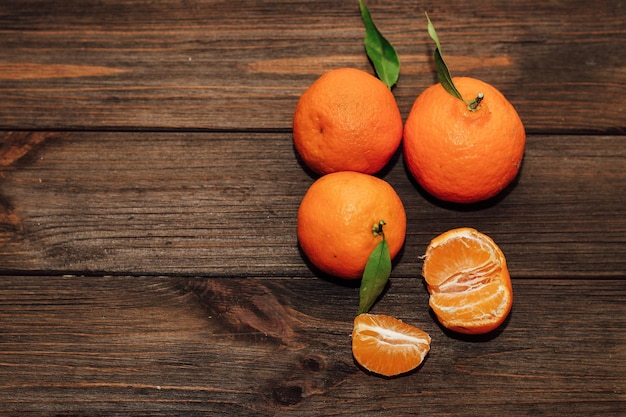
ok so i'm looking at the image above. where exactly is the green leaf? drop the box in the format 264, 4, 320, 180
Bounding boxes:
359, 0, 400, 88
425, 12, 464, 101
358, 238, 392, 315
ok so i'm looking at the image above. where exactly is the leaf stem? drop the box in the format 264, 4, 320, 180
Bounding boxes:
426, 13, 488, 112
468, 92, 484, 111
372, 220, 386, 238
426, 12, 463, 102
358, 220, 391, 315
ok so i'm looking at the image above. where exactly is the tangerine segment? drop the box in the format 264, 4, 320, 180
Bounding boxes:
352, 314, 431, 377
422, 228, 513, 334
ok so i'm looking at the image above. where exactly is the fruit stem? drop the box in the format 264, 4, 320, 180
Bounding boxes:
372, 220, 386, 238
468, 92, 484, 111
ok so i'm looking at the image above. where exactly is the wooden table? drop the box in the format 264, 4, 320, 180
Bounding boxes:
1, 1, 624, 415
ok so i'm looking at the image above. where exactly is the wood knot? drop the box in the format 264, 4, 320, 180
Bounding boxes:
271, 383, 303, 406
300, 355, 324, 372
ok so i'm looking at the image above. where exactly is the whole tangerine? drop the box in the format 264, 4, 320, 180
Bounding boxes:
293, 68, 403, 175
297, 171, 406, 280
403, 77, 526, 203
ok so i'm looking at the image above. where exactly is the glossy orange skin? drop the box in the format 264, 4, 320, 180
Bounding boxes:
293, 68, 403, 175
297, 171, 406, 280
404, 77, 526, 203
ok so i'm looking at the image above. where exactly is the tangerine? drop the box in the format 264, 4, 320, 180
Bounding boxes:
297, 171, 406, 280
352, 313, 431, 377
422, 227, 513, 334
293, 68, 403, 175
403, 77, 526, 203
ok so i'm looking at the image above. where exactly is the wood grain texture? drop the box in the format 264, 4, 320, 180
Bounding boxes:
0, 131, 624, 277
1, 1, 625, 415
0, 276, 624, 416
0, 0, 624, 132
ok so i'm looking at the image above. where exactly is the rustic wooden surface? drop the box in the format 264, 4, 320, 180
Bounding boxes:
0, 0, 625, 415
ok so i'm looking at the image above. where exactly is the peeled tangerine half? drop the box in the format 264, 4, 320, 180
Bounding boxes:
422, 228, 513, 335
352, 314, 431, 377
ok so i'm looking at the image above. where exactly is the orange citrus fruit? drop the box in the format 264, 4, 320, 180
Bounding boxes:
403, 77, 526, 203
297, 171, 406, 280
293, 68, 403, 175
422, 227, 513, 334
352, 313, 431, 377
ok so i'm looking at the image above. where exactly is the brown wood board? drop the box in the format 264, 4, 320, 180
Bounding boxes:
0, 0, 624, 132
0, 0, 625, 415
0, 131, 624, 277
0, 276, 624, 416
